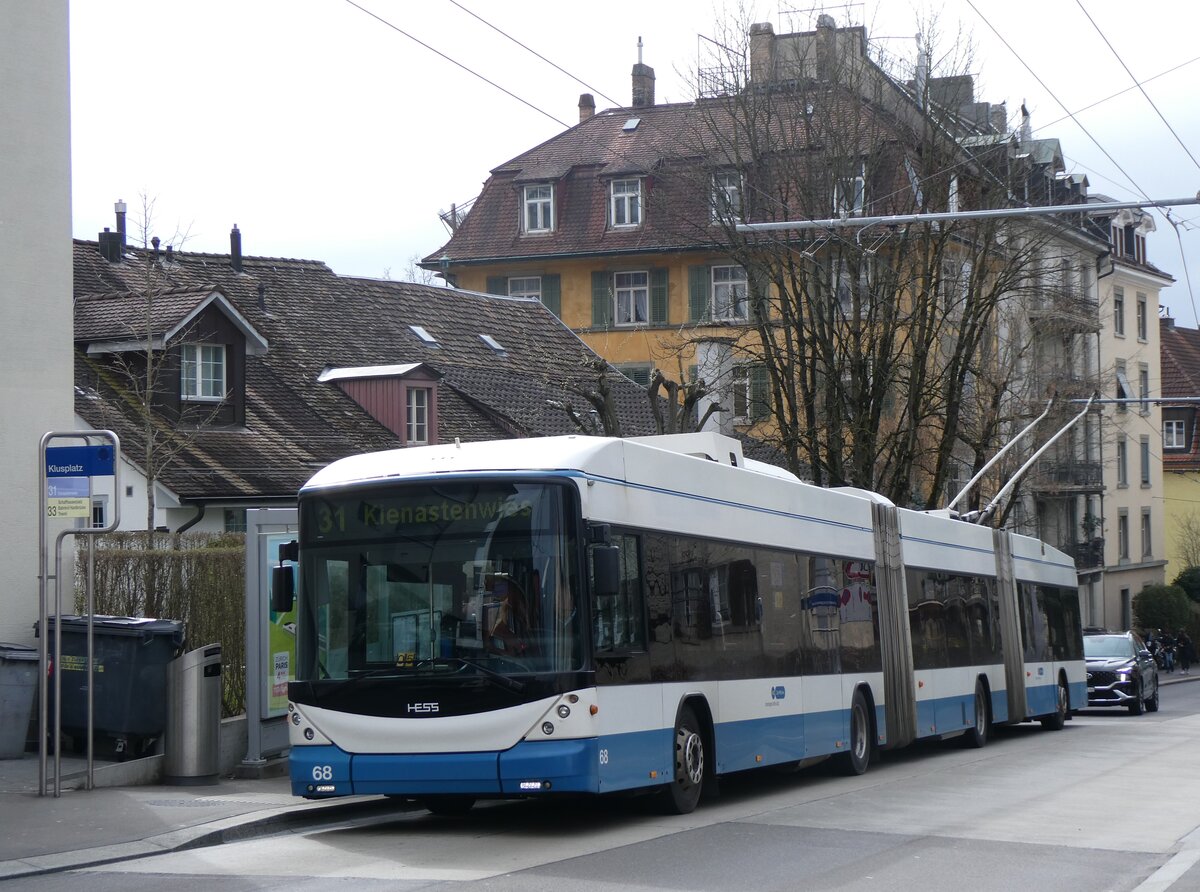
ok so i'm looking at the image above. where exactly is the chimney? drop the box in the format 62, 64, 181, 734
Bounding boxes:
631, 37, 654, 108
257, 282, 267, 313
1020, 101, 1032, 143
914, 33, 928, 109
114, 199, 127, 250
165, 245, 174, 264
97, 227, 121, 263
230, 224, 243, 273
578, 92, 595, 122
749, 22, 775, 84
815, 14, 838, 81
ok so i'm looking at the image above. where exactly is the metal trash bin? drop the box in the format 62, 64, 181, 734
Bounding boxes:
0, 644, 38, 759
164, 644, 222, 785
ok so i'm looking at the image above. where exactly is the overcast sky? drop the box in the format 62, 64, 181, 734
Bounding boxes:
70, 1, 1200, 325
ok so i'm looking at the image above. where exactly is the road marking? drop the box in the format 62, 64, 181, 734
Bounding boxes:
1134, 826, 1200, 891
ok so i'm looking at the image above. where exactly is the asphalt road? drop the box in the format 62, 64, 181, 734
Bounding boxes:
13, 680, 1200, 892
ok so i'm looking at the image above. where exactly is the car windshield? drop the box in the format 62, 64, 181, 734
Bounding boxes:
1084, 635, 1135, 659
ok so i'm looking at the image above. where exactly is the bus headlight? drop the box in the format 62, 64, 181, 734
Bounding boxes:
556, 705, 571, 719
542, 722, 555, 735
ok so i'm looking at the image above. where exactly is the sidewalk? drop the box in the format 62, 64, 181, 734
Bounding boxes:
0, 750, 403, 882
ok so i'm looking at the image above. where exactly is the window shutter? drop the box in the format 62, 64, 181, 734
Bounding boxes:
750, 365, 770, 421
688, 266, 711, 322
650, 268, 669, 324
541, 274, 561, 317
486, 276, 507, 295
748, 267, 769, 322
592, 271, 612, 328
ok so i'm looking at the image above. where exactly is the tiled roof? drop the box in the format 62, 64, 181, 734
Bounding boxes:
424, 94, 855, 265
1161, 321, 1200, 400
73, 240, 659, 502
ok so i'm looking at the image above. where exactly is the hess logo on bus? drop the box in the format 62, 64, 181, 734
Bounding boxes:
406, 702, 440, 714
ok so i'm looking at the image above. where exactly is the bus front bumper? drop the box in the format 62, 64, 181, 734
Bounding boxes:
289, 739, 601, 798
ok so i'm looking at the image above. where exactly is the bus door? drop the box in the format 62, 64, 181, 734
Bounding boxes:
801, 556, 842, 757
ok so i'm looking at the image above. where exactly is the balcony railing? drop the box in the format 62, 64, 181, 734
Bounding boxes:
1026, 285, 1101, 333
1032, 459, 1104, 490
1062, 538, 1105, 570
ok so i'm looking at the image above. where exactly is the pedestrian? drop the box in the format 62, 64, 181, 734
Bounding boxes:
1178, 631, 1195, 675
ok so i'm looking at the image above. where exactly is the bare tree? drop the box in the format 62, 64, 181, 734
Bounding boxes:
644, 11, 1068, 509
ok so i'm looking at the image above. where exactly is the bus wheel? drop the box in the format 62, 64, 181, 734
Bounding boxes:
964, 680, 990, 748
836, 689, 872, 776
1040, 679, 1069, 731
422, 796, 476, 816
660, 705, 704, 814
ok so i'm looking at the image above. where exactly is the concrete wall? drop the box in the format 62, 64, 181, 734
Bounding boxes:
0, 1, 74, 645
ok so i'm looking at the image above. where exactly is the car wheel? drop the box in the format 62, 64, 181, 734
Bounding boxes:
1128, 677, 1145, 715
1146, 681, 1160, 713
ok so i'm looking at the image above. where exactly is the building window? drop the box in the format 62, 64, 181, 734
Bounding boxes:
711, 265, 748, 320
1113, 287, 1125, 336
406, 387, 430, 445
1116, 360, 1131, 413
90, 497, 107, 529
1139, 364, 1150, 416
833, 160, 866, 216
614, 271, 649, 325
180, 344, 226, 401
224, 508, 247, 533
711, 170, 742, 222
1165, 418, 1188, 450
1117, 437, 1128, 487
1118, 511, 1129, 562
523, 184, 554, 233
731, 363, 770, 422
1141, 436, 1151, 486
1141, 508, 1152, 558
508, 276, 541, 300
1137, 293, 1148, 340
610, 178, 642, 228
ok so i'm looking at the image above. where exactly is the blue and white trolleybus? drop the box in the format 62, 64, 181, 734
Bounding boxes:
274, 432, 1084, 814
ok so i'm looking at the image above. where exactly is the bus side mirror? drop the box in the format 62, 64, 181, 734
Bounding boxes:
271, 564, 295, 614
592, 545, 620, 598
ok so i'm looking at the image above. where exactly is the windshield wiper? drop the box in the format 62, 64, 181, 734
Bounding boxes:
415, 657, 526, 692
335, 657, 525, 693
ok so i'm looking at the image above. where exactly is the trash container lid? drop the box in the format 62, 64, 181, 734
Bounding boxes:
40, 615, 185, 642
0, 643, 38, 662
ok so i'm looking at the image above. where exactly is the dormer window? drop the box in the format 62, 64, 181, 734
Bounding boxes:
712, 170, 742, 223
523, 184, 554, 233
833, 160, 866, 217
610, 178, 642, 228
180, 343, 226, 401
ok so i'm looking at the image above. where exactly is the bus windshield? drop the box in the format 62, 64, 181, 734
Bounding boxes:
295, 480, 581, 680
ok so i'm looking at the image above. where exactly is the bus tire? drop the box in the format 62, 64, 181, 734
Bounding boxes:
835, 689, 872, 776
964, 679, 990, 749
660, 705, 705, 815
1039, 678, 1069, 731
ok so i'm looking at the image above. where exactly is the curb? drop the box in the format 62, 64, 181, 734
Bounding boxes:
0, 795, 410, 881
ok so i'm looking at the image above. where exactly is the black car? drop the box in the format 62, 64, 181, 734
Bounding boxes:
1084, 631, 1160, 714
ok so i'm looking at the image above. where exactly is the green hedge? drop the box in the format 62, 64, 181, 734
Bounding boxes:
74, 531, 246, 717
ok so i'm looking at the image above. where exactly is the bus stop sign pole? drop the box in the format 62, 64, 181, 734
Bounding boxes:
39, 431, 121, 797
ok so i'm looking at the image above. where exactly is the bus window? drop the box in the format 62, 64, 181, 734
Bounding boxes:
594, 533, 645, 652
